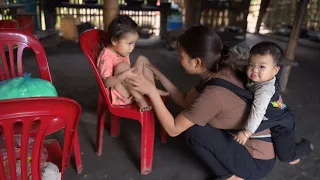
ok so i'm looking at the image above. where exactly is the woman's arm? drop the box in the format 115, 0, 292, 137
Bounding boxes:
126, 72, 223, 137
147, 65, 198, 108
148, 90, 195, 137
126, 72, 195, 136
158, 74, 198, 108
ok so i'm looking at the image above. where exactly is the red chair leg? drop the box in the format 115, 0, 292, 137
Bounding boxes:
73, 129, 83, 174
110, 114, 120, 137
97, 94, 104, 117
97, 95, 106, 157
140, 112, 155, 175
160, 126, 167, 144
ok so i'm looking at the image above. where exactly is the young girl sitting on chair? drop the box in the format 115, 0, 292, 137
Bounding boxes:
97, 15, 168, 111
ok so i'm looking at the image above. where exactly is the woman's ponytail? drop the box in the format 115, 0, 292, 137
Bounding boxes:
214, 45, 250, 71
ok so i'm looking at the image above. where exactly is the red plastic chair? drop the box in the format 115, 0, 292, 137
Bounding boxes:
0, 29, 83, 174
80, 29, 167, 174
0, 97, 82, 180
0, 20, 18, 29
0, 29, 50, 81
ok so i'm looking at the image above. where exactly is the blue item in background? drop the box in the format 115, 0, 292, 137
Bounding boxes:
16, 0, 39, 32
167, 3, 183, 31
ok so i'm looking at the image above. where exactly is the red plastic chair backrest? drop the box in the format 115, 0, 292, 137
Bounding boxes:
0, 29, 52, 82
0, 20, 18, 29
79, 29, 113, 107
0, 97, 81, 180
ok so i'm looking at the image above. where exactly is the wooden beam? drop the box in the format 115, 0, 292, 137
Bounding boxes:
184, 0, 202, 28
279, 0, 309, 92
255, 0, 270, 34
103, 0, 119, 31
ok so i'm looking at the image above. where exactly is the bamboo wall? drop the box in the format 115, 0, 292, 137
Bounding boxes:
53, 0, 161, 35
1, 0, 319, 33
262, 0, 320, 31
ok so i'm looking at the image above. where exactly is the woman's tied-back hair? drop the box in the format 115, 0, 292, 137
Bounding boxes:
177, 26, 247, 72
216, 45, 238, 70
177, 26, 223, 71
216, 45, 250, 70
249, 41, 283, 65
107, 15, 138, 44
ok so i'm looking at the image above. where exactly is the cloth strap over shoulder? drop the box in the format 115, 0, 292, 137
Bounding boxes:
200, 72, 294, 132
195, 70, 253, 104
199, 69, 280, 104
204, 78, 253, 105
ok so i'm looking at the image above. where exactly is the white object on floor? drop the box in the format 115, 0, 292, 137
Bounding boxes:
41, 162, 61, 180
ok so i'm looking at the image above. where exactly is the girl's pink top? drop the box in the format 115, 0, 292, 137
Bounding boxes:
97, 47, 133, 105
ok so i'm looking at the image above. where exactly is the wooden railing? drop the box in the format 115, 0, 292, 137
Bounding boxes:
53, 3, 163, 36
2, 0, 318, 36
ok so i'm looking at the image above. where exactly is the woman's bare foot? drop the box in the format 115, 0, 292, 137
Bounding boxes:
157, 89, 170, 96
136, 99, 152, 112
226, 175, 244, 180
290, 143, 314, 165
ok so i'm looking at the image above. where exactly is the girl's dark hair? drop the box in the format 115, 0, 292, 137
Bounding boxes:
178, 26, 222, 70
177, 26, 236, 71
107, 15, 138, 44
249, 41, 283, 65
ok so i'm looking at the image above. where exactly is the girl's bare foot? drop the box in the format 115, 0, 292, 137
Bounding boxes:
226, 175, 244, 180
290, 143, 314, 165
137, 100, 152, 112
157, 89, 170, 96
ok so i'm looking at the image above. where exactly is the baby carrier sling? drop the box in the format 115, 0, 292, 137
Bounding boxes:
195, 70, 295, 133
196, 70, 313, 162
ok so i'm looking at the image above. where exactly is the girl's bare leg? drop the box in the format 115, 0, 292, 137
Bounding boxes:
113, 62, 131, 99
133, 55, 169, 96
114, 61, 152, 112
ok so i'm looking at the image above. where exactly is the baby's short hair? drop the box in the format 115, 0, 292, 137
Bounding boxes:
250, 41, 283, 65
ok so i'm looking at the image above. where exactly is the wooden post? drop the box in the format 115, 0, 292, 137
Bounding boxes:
255, 0, 270, 34
184, 0, 202, 28
160, 2, 170, 40
279, 0, 309, 92
242, 0, 251, 39
103, 0, 119, 31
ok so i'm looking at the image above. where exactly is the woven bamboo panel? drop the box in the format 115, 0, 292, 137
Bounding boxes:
262, 0, 319, 31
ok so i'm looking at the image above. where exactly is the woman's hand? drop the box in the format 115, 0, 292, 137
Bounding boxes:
120, 68, 135, 79
146, 64, 165, 80
126, 71, 157, 96
115, 68, 135, 82
104, 68, 135, 88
